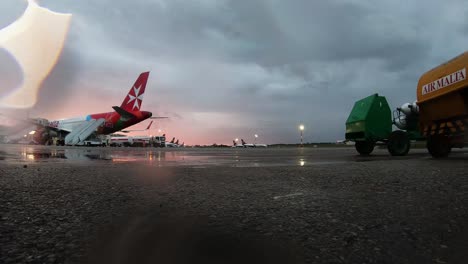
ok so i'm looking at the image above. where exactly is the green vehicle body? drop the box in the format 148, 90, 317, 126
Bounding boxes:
345, 93, 424, 156
345, 94, 392, 142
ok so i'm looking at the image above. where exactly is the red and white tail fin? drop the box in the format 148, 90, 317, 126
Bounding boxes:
146, 121, 153, 130
120, 72, 150, 112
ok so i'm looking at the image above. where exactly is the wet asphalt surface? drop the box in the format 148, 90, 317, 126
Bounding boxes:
1, 144, 468, 264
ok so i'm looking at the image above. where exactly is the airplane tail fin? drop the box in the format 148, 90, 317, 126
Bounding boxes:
241, 139, 246, 145
120, 72, 150, 112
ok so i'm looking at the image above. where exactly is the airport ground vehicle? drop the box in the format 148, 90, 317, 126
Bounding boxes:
417, 52, 468, 157
80, 139, 105, 147
346, 52, 468, 157
345, 94, 423, 156
109, 135, 166, 147
152, 136, 166, 147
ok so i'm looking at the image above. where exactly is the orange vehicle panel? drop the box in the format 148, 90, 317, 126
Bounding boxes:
417, 52, 468, 103
417, 52, 468, 137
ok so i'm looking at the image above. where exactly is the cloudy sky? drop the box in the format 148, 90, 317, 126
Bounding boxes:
1, 0, 467, 145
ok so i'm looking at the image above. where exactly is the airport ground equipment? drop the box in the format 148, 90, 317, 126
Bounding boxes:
416, 52, 468, 158
151, 136, 166, 147
345, 94, 423, 156
64, 118, 105, 145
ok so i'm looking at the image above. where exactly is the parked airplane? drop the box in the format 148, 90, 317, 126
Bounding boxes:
165, 137, 183, 147
30, 72, 159, 145
232, 140, 245, 148
241, 139, 268, 148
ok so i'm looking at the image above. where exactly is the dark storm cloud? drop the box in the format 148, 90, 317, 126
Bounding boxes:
1, 0, 467, 143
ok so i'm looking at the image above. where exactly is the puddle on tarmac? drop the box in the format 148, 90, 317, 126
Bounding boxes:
0, 146, 349, 168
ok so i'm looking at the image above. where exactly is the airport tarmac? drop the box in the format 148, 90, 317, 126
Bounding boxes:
1, 144, 468, 263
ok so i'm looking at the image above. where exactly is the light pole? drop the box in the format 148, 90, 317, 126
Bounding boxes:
254, 134, 258, 144
299, 124, 305, 147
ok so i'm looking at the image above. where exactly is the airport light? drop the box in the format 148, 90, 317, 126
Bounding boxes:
299, 124, 305, 147
29, 130, 36, 135
254, 134, 258, 144
235, 138, 239, 142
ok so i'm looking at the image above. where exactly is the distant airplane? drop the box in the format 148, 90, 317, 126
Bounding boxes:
241, 139, 255, 148
232, 140, 245, 148
242, 139, 268, 148
166, 137, 183, 147
29, 72, 163, 145
236, 139, 268, 148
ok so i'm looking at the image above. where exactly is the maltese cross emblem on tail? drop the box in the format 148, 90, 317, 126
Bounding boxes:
127, 84, 144, 110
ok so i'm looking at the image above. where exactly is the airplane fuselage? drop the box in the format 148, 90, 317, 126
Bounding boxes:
30, 72, 154, 145
48, 110, 152, 135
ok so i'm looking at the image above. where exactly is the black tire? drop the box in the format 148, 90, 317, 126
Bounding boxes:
387, 130, 410, 156
355, 140, 375, 156
427, 135, 451, 158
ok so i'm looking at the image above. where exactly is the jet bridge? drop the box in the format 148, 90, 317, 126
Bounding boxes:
64, 118, 105, 145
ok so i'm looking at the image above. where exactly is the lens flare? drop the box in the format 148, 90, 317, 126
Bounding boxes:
0, 0, 71, 108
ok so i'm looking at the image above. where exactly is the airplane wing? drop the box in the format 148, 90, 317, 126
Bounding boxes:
121, 121, 153, 133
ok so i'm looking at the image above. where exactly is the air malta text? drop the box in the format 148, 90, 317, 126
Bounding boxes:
422, 68, 466, 95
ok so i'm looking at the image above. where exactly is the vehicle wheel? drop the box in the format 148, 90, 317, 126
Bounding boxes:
427, 134, 451, 158
355, 140, 375, 155
387, 130, 410, 156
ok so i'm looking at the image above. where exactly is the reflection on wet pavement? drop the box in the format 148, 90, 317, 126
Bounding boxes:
0, 144, 355, 168
1, 144, 457, 168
